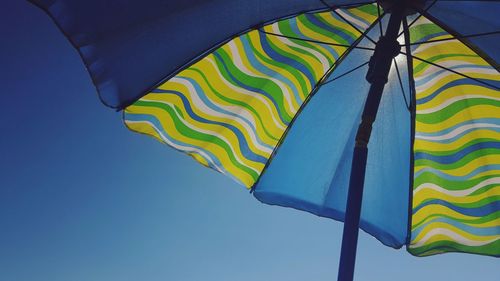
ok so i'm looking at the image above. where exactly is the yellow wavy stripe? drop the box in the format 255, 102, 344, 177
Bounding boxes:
412, 222, 499, 243
416, 105, 499, 132
192, 56, 287, 133
222, 39, 301, 116
127, 103, 260, 185
146, 86, 272, 159
413, 186, 500, 206
410, 16, 500, 256
124, 4, 379, 188
246, 30, 313, 99
412, 204, 498, 227
415, 76, 499, 102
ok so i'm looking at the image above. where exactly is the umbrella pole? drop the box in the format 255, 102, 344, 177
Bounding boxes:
337, 3, 405, 281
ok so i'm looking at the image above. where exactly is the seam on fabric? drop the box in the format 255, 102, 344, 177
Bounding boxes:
250, 10, 384, 192
403, 17, 417, 247
28, 0, 377, 111
416, 7, 500, 72
253, 191, 404, 249
131, 1, 377, 112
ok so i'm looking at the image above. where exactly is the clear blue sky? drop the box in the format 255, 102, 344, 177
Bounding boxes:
0, 1, 498, 281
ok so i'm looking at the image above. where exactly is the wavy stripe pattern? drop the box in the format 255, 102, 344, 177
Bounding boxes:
123, 5, 379, 187
408, 16, 500, 257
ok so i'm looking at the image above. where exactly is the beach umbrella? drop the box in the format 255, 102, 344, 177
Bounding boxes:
28, 0, 499, 280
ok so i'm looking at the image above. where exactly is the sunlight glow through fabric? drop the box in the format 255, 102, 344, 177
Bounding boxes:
124, 5, 379, 187
124, 5, 500, 256
29, 0, 500, 259
123, 4, 499, 257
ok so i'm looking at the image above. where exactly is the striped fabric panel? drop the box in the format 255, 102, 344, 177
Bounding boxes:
408, 16, 500, 256
124, 5, 378, 188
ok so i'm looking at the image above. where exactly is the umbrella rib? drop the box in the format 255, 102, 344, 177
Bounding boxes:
407, 30, 500, 46
393, 59, 411, 110
319, 0, 377, 45
251, 12, 384, 192
416, 6, 500, 72
402, 17, 417, 245
401, 51, 500, 90
397, 0, 438, 38
376, 2, 384, 36
321, 61, 369, 85
258, 30, 376, 51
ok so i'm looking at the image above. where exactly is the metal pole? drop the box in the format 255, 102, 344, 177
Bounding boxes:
337, 3, 405, 281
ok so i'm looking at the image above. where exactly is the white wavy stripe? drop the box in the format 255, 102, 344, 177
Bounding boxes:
416, 94, 500, 114
410, 228, 500, 248
414, 59, 497, 80
125, 120, 224, 174
415, 65, 498, 93
271, 23, 331, 74
413, 38, 454, 54
205, 57, 287, 131
410, 16, 439, 30
335, 9, 369, 30
415, 123, 500, 141
414, 177, 500, 197
137, 98, 261, 174
171, 77, 273, 155
226, 40, 299, 113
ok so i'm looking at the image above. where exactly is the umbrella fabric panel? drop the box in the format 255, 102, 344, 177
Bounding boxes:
253, 44, 412, 248
27, 0, 375, 109
408, 17, 500, 257
425, 1, 500, 70
124, 5, 379, 187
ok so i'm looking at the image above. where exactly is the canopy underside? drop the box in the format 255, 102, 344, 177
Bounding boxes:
27, 0, 500, 257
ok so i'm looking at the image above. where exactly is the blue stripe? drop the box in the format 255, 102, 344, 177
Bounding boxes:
412, 216, 500, 238
124, 112, 224, 171
148, 89, 269, 164
176, 76, 274, 151
416, 77, 498, 105
258, 31, 317, 88
212, 51, 294, 124
239, 35, 303, 103
414, 164, 500, 181
413, 199, 500, 217
287, 17, 339, 64
304, 13, 355, 45
415, 141, 500, 164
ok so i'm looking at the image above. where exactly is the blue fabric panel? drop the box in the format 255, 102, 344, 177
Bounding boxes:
426, 1, 500, 68
27, 0, 375, 109
253, 47, 411, 248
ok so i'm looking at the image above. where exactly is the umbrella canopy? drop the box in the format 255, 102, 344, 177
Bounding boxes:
29, 0, 499, 269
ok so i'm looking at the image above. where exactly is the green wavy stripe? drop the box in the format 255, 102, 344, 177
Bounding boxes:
413, 53, 479, 74
134, 100, 260, 180
416, 98, 500, 124
414, 173, 499, 192
410, 16, 500, 257
412, 211, 500, 230
306, 15, 357, 45
417, 195, 500, 210
213, 48, 294, 122
409, 239, 500, 257
246, 32, 310, 95
125, 5, 378, 188
414, 138, 499, 156
265, 32, 320, 82
187, 68, 279, 141
278, 20, 335, 65
356, 3, 378, 16
415, 148, 500, 170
